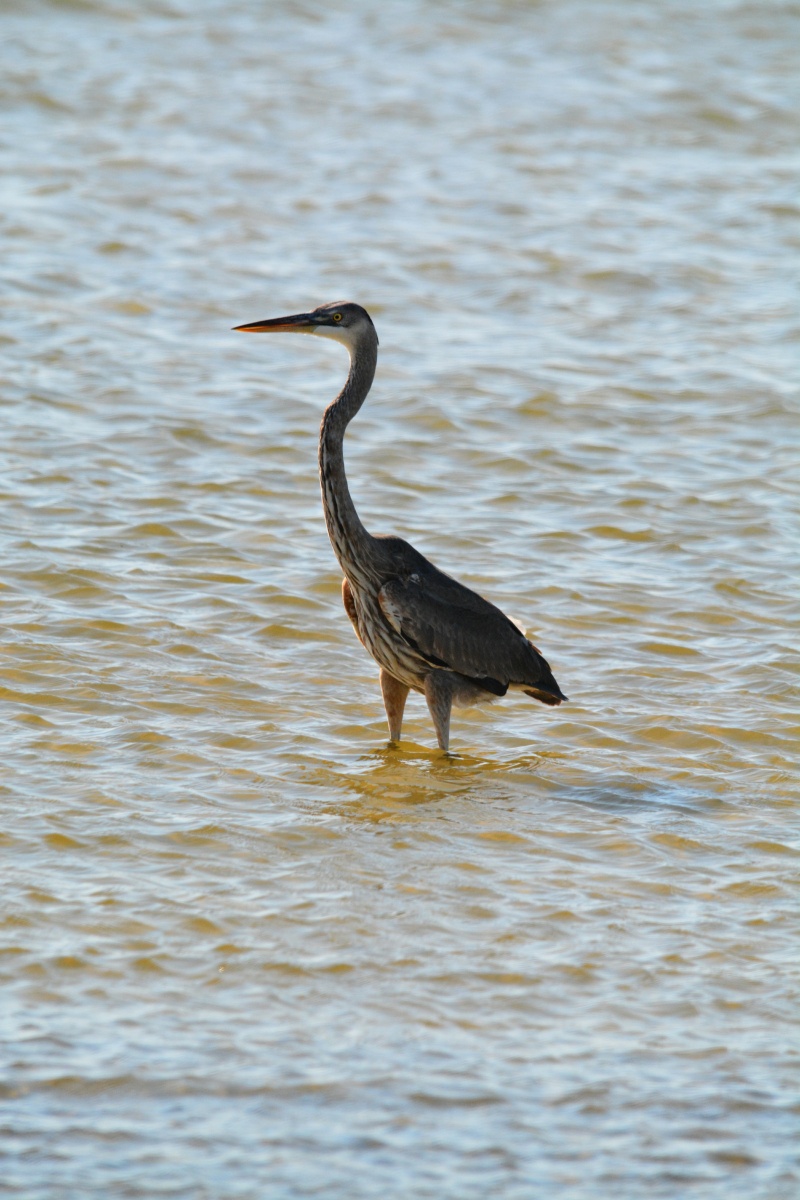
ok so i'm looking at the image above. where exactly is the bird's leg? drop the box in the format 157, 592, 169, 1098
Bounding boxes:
380, 669, 409, 743
423, 672, 454, 753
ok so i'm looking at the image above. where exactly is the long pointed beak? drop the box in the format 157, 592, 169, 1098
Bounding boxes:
232, 312, 317, 333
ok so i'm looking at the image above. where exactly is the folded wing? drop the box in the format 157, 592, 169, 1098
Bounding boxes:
378, 566, 566, 705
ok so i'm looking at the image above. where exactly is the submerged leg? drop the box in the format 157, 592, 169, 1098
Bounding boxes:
380, 669, 409, 743
423, 672, 454, 753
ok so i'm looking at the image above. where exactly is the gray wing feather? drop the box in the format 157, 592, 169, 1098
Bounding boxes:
378, 567, 565, 702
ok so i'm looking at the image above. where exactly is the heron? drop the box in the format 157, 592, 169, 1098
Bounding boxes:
234, 301, 566, 752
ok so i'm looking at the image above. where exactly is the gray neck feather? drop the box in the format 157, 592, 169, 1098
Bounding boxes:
318, 330, 379, 579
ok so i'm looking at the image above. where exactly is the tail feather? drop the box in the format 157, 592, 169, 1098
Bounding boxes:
524, 686, 566, 707
524, 648, 567, 707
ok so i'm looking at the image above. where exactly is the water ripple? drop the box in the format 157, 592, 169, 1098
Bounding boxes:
1, 1, 798, 1197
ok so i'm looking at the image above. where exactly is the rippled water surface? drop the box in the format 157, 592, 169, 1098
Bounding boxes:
2, 1, 799, 1196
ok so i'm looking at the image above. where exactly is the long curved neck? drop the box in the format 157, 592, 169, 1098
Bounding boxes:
319, 333, 378, 584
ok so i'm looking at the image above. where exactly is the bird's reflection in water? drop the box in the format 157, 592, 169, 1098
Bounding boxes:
313, 743, 561, 826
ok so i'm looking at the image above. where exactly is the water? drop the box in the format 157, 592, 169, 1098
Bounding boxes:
1, 1, 798, 1196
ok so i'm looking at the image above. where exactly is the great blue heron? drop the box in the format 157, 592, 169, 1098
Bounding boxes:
234, 301, 566, 752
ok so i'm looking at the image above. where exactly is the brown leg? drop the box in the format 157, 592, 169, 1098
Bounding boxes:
380, 669, 409, 743
423, 672, 454, 752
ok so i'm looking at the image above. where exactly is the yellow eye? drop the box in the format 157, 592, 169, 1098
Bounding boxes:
332, 313, 343, 322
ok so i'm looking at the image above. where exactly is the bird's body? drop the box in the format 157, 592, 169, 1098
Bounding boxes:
235, 301, 566, 752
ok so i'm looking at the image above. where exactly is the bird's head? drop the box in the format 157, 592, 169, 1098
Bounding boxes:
233, 301, 378, 353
